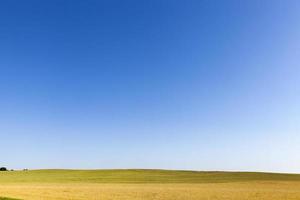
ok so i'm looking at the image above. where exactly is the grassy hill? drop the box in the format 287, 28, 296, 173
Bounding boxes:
1, 169, 300, 183
1, 169, 300, 200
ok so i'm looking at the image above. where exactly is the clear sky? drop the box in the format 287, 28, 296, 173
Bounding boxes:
0, 0, 299, 172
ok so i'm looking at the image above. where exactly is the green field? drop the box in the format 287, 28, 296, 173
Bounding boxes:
0, 198, 20, 200
1, 169, 300, 199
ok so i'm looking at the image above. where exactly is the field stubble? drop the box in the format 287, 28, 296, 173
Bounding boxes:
1, 170, 300, 200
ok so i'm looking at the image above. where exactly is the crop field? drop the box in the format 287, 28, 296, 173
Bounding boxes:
1, 169, 300, 200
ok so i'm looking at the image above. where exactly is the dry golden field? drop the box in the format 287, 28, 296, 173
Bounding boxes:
1, 182, 300, 200
1, 170, 300, 200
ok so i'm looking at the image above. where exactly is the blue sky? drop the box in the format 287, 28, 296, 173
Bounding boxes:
0, 0, 300, 172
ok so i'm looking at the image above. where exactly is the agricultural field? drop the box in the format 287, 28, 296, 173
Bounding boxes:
1, 169, 300, 200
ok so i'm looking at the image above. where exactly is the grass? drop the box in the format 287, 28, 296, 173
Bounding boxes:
1, 169, 300, 199
1, 169, 300, 183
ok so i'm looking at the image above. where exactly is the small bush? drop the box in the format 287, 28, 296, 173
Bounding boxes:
0, 167, 8, 171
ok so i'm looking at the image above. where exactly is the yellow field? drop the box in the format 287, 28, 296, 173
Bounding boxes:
1, 170, 300, 199
1, 182, 300, 200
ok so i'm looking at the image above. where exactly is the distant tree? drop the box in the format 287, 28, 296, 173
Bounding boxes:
0, 167, 7, 171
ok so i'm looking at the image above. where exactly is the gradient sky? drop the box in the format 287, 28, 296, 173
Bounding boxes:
1, 0, 300, 172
